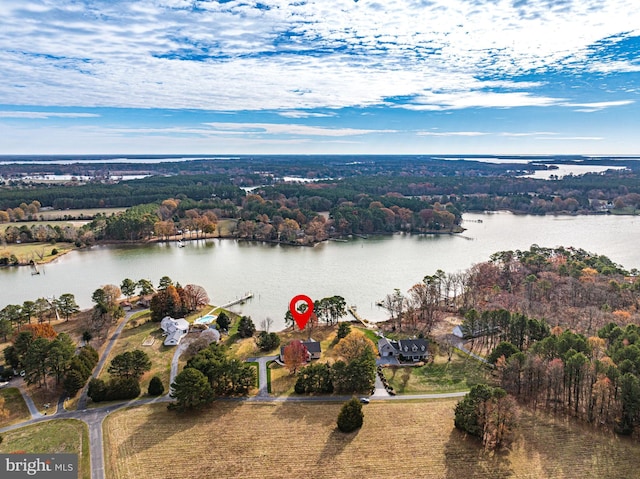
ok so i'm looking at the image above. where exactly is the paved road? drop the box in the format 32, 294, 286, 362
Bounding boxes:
77, 310, 136, 410
246, 355, 278, 397
447, 335, 490, 364
372, 373, 390, 398
1, 384, 469, 479
16, 379, 42, 419
2, 335, 477, 479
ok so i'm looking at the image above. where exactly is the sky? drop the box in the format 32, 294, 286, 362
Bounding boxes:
1, 0, 640, 155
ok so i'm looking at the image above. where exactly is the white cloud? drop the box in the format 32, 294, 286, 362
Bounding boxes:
536, 136, 604, 141
401, 90, 563, 110
0, 0, 638, 112
561, 100, 634, 112
0, 111, 100, 119
417, 131, 488, 136
203, 122, 396, 136
277, 111, 336, 118
500, 131, 557, 137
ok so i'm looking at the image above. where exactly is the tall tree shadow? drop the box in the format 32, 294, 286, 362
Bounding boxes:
444, 429, 513, 479
317, 427, 360, 465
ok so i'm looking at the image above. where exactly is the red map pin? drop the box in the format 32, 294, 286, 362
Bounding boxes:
289, 294, 314, 330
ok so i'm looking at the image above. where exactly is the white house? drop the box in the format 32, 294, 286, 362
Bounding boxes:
160, 316, 190, 346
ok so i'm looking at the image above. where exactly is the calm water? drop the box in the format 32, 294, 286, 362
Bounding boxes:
3, 212, 640, 330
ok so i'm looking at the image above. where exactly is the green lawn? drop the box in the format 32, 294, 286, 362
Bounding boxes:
383, 352, 490, 394
609, 207, 640, 215
0, 419, 90, 479
216, 218, 238, 236
97, 319, 173, 397
38, 208, 125, 220
245, 362, 260, 389
0, 387, 31, 428
1, 221, 76, 228
0, 241, 75, 264
354, 326, 379, 343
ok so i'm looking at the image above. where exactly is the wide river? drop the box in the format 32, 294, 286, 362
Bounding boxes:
3, 212, 640, 331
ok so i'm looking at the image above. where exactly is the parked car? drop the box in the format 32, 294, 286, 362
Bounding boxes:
359, 397, 370, 404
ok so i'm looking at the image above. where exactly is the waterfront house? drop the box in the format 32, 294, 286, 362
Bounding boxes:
279, 339, 322, 362
160, 316, 190, 346
377, 337, 428, 362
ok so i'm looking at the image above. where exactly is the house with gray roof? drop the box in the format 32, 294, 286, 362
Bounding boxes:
160, 316, 190, 346
377, 337, 428, 362
279, 339, 322, 362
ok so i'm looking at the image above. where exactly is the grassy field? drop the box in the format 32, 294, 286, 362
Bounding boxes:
38, 208, 125, 220
0, 419, 90, 479
217, 218, 238, 236
0, 241, 75, 264
384, 351, 490, 394
268, 363, 296, 395
97, 318, 173, 396
0, 387, 31, 428
2, 220, 78, 228
103, 399, 640, 479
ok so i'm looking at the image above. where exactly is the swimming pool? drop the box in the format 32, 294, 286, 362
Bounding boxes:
194, 314, 217, 325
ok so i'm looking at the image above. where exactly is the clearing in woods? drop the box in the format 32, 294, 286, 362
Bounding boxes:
103, 399, 640, 479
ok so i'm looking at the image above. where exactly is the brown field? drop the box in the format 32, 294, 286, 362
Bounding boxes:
103, 399, 640, 479
0, 387, 31, 427
0, 419, 90, 479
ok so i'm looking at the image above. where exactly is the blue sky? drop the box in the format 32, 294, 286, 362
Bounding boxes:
1, 0, 639, 155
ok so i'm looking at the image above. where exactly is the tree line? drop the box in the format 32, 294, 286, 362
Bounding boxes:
485, 321, 640, 439
3, 326, 99, 397
0, 294, 80, 339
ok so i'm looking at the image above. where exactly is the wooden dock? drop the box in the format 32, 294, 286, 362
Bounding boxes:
348, 305, 378, 330
204, 292, 254, 317
220, 292, 254, 309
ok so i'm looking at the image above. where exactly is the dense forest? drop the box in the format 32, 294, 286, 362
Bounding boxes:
2, 156, 640, 250
372, 244, 640, 440
464, 247, 640, 438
